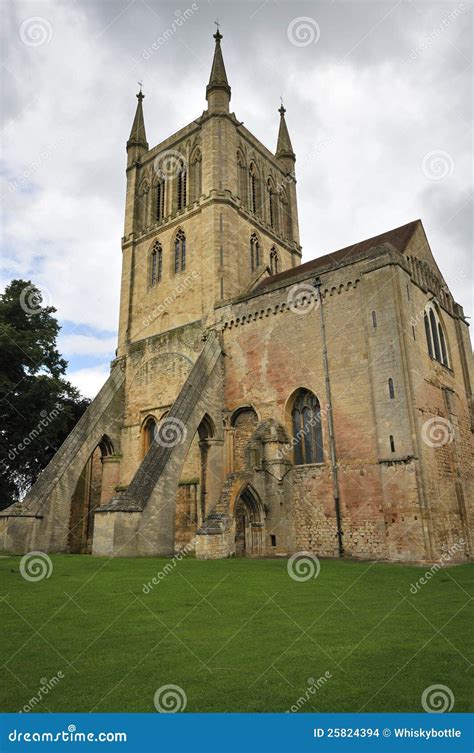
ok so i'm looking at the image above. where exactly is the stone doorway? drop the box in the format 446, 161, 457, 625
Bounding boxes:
68, 436, 115, 554
234, 486, 265, 557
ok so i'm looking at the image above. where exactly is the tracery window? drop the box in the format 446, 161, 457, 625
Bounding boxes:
270, 246, 279, 275
291, 389, 324, 465
150, 242, 162, 286
424, 304, 449, 367
177, 161, 187, 210
174, 229, 186, 273
250, 233, 261, 272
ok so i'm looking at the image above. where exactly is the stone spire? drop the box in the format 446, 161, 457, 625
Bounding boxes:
276, 103, 295, 169
127, 89, 148, 163
206, 28, 231, 113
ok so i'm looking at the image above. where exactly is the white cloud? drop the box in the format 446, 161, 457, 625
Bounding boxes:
58, 333, 117, 357
67, 365, 110, 399
1, 0, 471, 373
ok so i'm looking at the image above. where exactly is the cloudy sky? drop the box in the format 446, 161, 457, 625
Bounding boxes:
1, 0, 472, 397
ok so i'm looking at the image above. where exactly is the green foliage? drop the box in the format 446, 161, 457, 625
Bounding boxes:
0, 280, 89, 508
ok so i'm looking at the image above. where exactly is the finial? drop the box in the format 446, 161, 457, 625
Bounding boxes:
214, 19, 222, 41
137, 82, 144, 102
279, 97, 286, 116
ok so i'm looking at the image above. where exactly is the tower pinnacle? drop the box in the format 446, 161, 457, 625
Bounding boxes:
206, 27, 231, 112
276, 103, 295, 171
127, 88, 148, 160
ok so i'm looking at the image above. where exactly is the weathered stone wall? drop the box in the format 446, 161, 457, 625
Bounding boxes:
217, 237, 472, 563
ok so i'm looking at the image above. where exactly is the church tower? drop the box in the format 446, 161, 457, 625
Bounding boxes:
117, 30, 302, 355
3, 28, 468, 565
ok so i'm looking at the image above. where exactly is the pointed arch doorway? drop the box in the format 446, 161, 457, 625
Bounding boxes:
234, 486, 265, 557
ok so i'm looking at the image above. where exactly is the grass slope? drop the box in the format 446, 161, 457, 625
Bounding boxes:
0, 555, 472, 713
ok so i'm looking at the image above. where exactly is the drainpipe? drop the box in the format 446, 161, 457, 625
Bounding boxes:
313, 277, 344, 557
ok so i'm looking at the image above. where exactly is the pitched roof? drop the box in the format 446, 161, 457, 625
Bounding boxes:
256, 220, 420, 292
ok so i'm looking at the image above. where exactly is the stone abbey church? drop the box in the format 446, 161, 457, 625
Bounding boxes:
1, 32, 472, 563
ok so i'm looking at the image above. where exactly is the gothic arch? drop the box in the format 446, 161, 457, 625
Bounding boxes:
137, 178, 150, 230
249, 232, 261, 273
230, 406, 259, 472
279, 187, 292, 241
266, 176, 279, 231
285, 388, 324, 465
424, 302, 450, 367
189, 146, 202, 203
141, 415, 158, 456
173, 227, 186, 273
270, 246, 279, 275
152, 171, 165, 222
237, 148, 247, 205
68, 435, 118, 554
232, 484, 266, 557
249, 161, 261, 215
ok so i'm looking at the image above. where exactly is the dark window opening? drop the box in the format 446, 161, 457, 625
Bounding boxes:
388, 378, 395, 400
291, 389, 324, 465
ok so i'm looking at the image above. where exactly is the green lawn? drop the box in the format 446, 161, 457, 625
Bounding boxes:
0, 554, 472, 713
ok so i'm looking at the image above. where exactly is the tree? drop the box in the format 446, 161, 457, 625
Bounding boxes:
0, 280, 90, 510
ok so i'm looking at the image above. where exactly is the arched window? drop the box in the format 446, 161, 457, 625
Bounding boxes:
150, 242, 162, 286
429, 308, 441, 361
155, 176, 165, 221
389, 435, 395, 453
372, 310, 377, 329
137, 180, 150, 230
388, 378, 394, 399
270, 246, 279, 275
279, 188, 292, 240
174, 229, 186, 273
250, 233, 261, 273
143, 416, 158, 455
267, 178, 279, 231
425, 304, 449, 367
291, 389, 323, 465
424, 312, 433, 357
177, 160, 187, 210
189, 148, 202, 203
249, 162, 260, 215
237, 150, 247, 206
